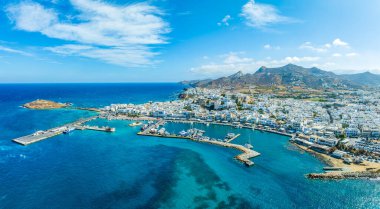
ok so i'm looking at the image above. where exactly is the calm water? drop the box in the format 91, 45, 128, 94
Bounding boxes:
0, 83, 379, 209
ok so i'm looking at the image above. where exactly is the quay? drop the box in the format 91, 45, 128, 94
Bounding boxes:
102, 115, 159, 121
75, 125, 116, 132
12, 116, 115, 146
161, 119, 293, 137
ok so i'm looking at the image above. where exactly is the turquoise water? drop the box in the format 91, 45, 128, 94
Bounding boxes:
0, 84, 379, 209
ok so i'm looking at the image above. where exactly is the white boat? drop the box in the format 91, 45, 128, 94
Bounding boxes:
226, 133, 235, 139
129, 121, 142, 127
179, 130, 188, 136
244, 143, 253, 149
63, 127, 75, 134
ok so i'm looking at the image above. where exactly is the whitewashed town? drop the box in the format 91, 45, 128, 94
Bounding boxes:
103, 87, 380, 170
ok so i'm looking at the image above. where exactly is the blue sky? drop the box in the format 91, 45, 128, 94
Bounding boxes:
1, 0, 380, 82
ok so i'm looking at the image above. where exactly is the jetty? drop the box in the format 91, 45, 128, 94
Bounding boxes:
12, 116, 114, 145
201, 138, 260, 166
137, 120, 260, 166
307, 170, 380, 180
226, 133, 241, 143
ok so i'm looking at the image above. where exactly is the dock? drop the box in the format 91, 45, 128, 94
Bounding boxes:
12, 116, 115, 146
226, 134, 241, 143
75, 125, 115, 132
137, 121, 260, 166
138, 120, 166, 135
200, 138, 260, 166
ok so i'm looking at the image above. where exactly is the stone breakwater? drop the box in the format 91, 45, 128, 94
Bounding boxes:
307, 170, 380, 180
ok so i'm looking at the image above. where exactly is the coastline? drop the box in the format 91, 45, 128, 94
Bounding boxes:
15, 99, 380, 180
102, 115, 380, 179
291, 142, 380, 179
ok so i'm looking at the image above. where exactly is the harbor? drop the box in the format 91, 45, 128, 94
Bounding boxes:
136, 120, 260, 166
12, 116, 115, 145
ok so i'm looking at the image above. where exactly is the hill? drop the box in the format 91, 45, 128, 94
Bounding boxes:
340, 72, 380, 87
189, 64, 366, 89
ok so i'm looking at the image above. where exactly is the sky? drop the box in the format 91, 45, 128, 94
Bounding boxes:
1, 0, 380, 82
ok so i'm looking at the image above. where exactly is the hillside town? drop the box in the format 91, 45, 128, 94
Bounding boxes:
102, 87, 380, 166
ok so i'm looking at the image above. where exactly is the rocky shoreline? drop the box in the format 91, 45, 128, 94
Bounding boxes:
23, 99, 70, 109
307, 170, 380, 180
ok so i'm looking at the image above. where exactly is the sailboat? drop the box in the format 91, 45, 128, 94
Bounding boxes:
244, 132, 254, 149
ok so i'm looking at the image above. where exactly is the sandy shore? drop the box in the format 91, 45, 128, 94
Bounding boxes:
292, 142, 380, 173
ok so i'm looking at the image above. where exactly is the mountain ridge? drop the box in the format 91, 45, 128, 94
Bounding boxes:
185, 64, 380, 89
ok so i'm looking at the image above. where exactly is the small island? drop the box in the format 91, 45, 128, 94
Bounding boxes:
23, 99, 70, 109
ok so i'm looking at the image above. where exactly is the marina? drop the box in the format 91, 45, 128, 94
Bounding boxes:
137, 120, 260, 166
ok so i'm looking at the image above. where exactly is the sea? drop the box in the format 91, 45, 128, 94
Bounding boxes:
0, 83, 379, 209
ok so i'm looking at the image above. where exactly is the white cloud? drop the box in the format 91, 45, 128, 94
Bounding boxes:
300, 38, 351, 53
283, 56, 320, 63
0, 45, 33, 56
6, 2, 57, 32
218, 15, 231, 26
332, 38, 349, 47
222, 52, 254, 64
45, 44, 157, 67
240, 0, 291, 28
190, 52, 320, 77
332, 53, 342, 57
299, 42, 329, 53
346, 52, 358, 57
6, 0, 169, 67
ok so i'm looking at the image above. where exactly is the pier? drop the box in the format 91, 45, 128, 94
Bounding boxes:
226, 134, 241, 143
138, 120, 166, 135
137, 120, 260, 166
201, 138, 260, 166
12, 116, 115, 145
75, 125, 116, 132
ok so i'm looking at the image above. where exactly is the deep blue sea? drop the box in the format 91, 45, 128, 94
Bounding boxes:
0, 83, 379, 209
